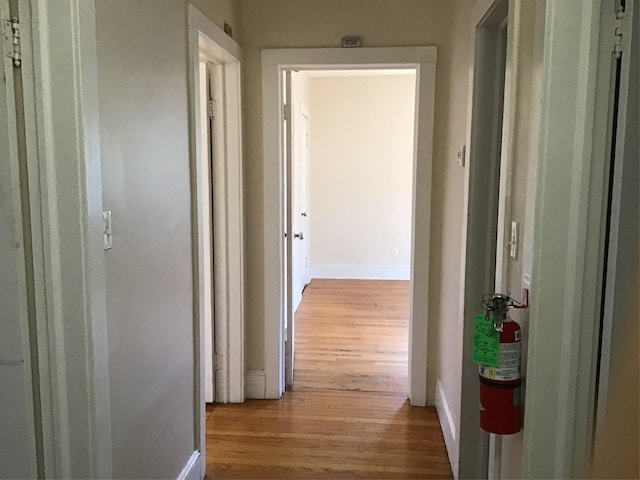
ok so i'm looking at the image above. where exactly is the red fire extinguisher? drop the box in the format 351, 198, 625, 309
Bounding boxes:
478, 292, 528, 435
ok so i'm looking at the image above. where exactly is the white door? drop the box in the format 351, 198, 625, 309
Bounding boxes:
284, 71, 295, 388
292, 110, 310, 310
0, 1, 38, 474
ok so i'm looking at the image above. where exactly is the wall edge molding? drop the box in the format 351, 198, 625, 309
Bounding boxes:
436, 379, 459, 479
308, 264, 410, 280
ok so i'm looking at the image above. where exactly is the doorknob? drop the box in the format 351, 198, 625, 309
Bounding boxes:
301, 212, 307, 217
294, 232, 304, 240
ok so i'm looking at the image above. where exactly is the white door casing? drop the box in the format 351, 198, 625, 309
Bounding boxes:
593, 0, 637, 444
523, 0, 634, 477
15, 0, 113, 476
456, 0, 513, 478
188, 5, 245, 477
200, 60, 215, 404
0, 0, 38, 475
262, 47, 437, 405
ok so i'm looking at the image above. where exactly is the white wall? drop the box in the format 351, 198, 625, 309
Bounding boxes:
306, 74, 415, 280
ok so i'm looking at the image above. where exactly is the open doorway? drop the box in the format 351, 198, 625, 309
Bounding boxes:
285, 69, 417, 396
188, 6, 246, 475
457, 0, 517, 478
261, 47, 437, 405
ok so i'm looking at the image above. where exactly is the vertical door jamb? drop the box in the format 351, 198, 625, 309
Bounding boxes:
19, 0, 113, 476
457, 0, 511, 478
188, 6, 245, 477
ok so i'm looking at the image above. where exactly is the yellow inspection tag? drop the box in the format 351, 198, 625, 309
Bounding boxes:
472, 314, 499, 367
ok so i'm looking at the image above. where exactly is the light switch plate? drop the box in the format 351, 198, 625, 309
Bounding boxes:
510, 221, 518, 259
457, 145, 466, 167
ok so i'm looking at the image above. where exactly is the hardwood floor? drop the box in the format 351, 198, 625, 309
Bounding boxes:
293, 279, 409, 395
206, 279, 452, 479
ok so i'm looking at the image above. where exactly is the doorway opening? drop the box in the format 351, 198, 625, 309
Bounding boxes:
457, 0, 513, 478
188, 6, 245, 475
284, 69, 417, 396
261, 47, 437, 405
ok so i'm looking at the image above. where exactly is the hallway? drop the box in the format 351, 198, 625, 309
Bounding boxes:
206, 280, 452, 478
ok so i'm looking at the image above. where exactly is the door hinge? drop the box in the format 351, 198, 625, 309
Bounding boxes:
283, 103, 291, 122
213, 354, 222, 371
4, 16, 21, 67
208, 99, 215, 119
613, 6, 625, 58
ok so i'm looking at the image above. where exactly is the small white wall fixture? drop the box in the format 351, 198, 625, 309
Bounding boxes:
261, 47, 437, 405
188, 5, 245, 477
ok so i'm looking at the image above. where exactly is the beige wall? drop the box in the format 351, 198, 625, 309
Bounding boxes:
238, 0, 471, 391
307, 74, 415, 273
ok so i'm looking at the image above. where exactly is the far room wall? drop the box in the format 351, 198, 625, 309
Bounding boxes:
306, 73, 416, 280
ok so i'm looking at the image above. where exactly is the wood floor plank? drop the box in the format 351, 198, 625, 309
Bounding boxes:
206, 279, 452, 479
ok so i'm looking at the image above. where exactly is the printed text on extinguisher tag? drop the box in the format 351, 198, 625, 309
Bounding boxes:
479, 341, 520, 381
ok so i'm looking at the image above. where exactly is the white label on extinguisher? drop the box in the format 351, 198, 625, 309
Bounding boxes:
479, 341, 520, 381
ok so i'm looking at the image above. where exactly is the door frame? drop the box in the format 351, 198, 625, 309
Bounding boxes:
1, 0, 40, 476
523, 0, 636, 477
456, 0, 515, 478
15, 0, 113, 477
261, 47, 437, 404
187, 4, 246, 475
594, 0, 637, 446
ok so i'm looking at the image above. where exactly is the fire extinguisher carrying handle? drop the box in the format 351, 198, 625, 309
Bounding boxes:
481, 289, 529, 331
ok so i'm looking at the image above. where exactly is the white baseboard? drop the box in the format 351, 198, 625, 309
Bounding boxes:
177, 450, 201, 480
435, 379, 459, 479
245, 369, 266, 399
308, 264, 410, 280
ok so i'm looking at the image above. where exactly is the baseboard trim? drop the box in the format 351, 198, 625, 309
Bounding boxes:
246, 369, 266, 399
435, 379, 459, 479
308, 264, 410, 280
177, 450, 201, 480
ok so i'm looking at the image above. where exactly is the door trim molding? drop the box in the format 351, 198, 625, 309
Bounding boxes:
457, 0, 515, 478
188, 5, 246, 476
261, 46, 437, 404
19, 0, 113, 476
176, 451, 201, 480
523, 0, 629, 477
